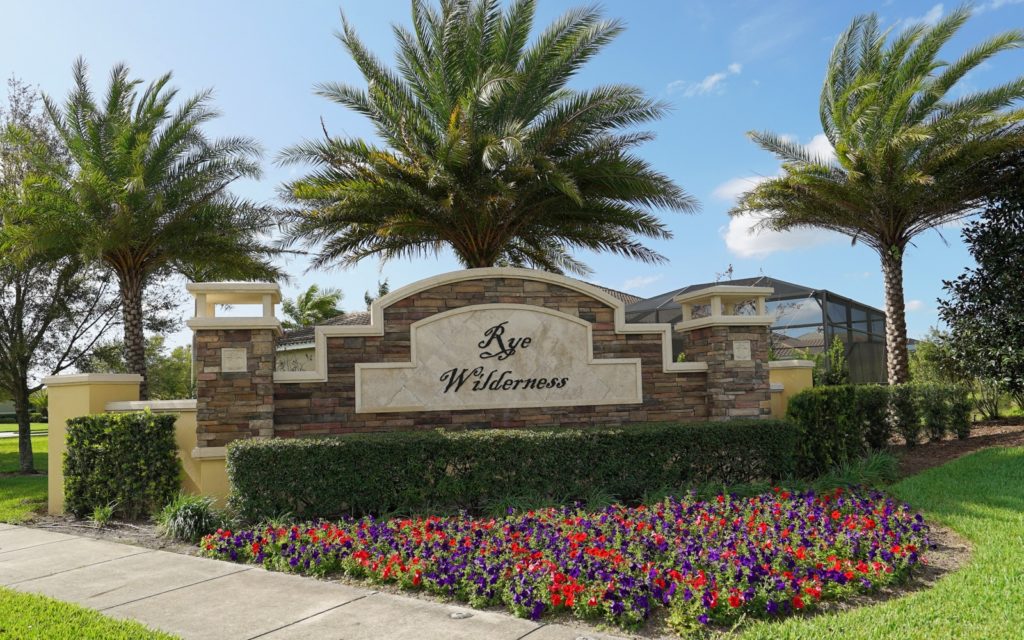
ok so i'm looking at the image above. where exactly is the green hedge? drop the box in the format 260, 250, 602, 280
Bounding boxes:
64, 411, 180, 520
227, 420, 797, 521
787, 383, 974, 469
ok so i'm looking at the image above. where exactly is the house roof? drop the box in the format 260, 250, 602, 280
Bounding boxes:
625, 276, 885, 316
278, 311, 371, 347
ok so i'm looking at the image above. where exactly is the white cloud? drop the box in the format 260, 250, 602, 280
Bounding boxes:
893, 3, 944, 30
906, 299, 924, 311
712, 175, 771, 201
621, 274, 663, 291
667, 62, 743, 98
976, 0, 1024, 13
714, 133, 843, 258
804, 133, 836, 163
723, 212, 840, 258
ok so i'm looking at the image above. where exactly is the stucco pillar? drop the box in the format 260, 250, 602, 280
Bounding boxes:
768, 359, 815, 418
42, 373, 142, 514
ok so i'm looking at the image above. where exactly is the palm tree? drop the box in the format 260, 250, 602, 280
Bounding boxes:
281, 0, 696, 275
281, 284, 344, 328
6, 60, 282, 398
732, 7, 1024, 384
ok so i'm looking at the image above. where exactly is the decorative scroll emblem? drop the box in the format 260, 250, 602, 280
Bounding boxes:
355, 304, 642, 413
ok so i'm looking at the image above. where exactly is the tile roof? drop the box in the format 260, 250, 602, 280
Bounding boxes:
278, 311, 371, 346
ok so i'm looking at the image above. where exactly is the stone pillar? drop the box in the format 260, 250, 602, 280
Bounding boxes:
186, 283, 282, 451
673, 285, 775, 421
43, 373, 142, 514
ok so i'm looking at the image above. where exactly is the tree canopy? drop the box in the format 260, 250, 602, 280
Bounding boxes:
280, 0, 696, 275
281, 284, 344, 328
732, 7, 1024, 384
2, 60, 285, 398
939, 150, 1024, 400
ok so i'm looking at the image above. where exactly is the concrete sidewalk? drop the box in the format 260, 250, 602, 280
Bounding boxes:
0, 525, 627, 640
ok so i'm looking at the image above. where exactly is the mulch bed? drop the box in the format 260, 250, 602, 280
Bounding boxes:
27, 515, 199, 556
893, 422, 1024, 477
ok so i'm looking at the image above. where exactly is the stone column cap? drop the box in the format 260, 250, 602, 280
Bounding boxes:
186, 281, 282, 305
768, 359, 816, 369
43, 373, 144, 386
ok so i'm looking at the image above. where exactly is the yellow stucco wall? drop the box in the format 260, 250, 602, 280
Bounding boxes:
44, 374, 142, 514
44, 374, 228, 514
768, 360, 815, 418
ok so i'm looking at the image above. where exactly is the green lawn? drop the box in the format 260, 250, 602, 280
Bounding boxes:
0, 422, 47, 433
0, 588, 177, 639
741, 446, 1024, 640
0, 435, 48, 523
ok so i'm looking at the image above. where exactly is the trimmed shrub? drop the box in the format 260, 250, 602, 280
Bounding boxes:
785, 385, 867, 476
64, 411, 180, 520
226, 420, 797, 521
949, 385, 974, 440
890, 384, 921, 447
156, 493, 229, 543
918, 383, 951, 441
855, 385, 892, 449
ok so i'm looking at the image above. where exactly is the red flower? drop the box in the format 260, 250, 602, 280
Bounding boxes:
793, 595, 805, 609
728, 593, 742, 608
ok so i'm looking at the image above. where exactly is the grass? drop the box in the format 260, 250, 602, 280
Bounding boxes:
0, 422, 47, 433
0, 433, 47, 472
0, 588, 178, 639
0, 435, 48, 523
741, 446, 1024, 640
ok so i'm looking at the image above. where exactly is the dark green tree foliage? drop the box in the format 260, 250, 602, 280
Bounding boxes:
908, 329, 961, 384
364, 279, 390, 310
282, 0, 696, 275
226, 420, 796, 521
733, 8, 1024, 384
64, 411, 180, 520
80, 335, 194, 400
815, 336, 849, 386
0, 79, 121, 473
281, 284, 343, 328
940, 150, 1024, 398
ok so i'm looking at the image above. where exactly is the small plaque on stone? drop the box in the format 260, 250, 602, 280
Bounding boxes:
221, 348, 248, 373
732, 340, 752, 362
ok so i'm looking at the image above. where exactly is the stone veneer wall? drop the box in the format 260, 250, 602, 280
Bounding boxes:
678, 326, 771, 419
195, 328, 276, 447
273, 277, 714, 438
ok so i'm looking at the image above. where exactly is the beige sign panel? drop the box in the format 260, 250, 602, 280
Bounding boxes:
356, 304, 643, 413
732, 340, 752, 362
221, 348, 248, 373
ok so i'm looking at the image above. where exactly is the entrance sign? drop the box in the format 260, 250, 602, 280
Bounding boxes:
355, 304, 642, 413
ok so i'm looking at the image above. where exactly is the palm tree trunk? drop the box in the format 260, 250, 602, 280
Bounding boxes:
13, 383, 35, 474
881, 249, 910, 385
119, 272, 149, 399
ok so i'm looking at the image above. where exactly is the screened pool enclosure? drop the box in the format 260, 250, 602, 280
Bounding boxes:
625, 277, 887, 384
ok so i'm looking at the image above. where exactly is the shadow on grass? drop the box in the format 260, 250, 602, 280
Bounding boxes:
0, 435, 47, 474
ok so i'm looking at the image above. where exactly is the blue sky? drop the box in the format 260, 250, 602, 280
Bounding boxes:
3, 0, 1023, 348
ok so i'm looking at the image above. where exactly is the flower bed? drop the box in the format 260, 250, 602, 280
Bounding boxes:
200, 488, 931, 632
